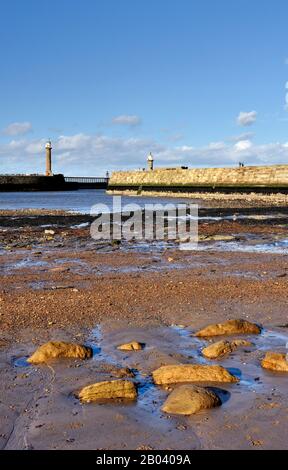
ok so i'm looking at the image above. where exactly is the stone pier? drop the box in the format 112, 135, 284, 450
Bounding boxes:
108, 164, 288, 195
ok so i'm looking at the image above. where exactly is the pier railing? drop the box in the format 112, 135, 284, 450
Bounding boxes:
64, 177, 109, 184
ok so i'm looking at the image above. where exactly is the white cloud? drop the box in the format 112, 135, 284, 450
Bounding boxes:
167, 133, 184, 142
285, 58, 288, 65
7, 139, 27, 150
178, 145, 194, 152
26, 139, 46, 154
112, 115, 141, 126
234, 140, 252, 152
208, 141, 226, 150
57, 133, 91, 151
237, 111, 257, 126
229, 132, 255, 142
2, 121, 33, 136
1, 133, 288, 175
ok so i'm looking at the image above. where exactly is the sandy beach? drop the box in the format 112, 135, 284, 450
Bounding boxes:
0, 202, 287, 450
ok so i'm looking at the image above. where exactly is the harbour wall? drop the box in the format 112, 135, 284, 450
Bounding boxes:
107, 164, 288, 195
0, 174, 78, 191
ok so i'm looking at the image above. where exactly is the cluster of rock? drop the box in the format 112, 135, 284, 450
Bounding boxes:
26, 318, 288, 416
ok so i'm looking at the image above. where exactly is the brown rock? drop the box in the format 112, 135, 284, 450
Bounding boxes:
199, 234, 235, 242
49, 266, 70, 273
27, 341, 92, 364
202, 339, 252, 359
261, 352, 288, 372
112, 367, 135, 378
152, 364, 238, 385
162, 384, 221, 415
117, 341, 144, 351
78, 380, 137, 403
102, 365, 135, 378
195, 319, 261, 337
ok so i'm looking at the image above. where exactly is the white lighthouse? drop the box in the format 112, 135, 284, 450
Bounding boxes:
147, 152, 154, 171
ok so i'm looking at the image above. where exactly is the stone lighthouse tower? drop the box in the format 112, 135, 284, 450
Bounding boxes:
45, 140, 52, 176
147, 152, 154, 171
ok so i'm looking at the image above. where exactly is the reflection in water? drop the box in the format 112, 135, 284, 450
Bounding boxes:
13, 356, 30, 367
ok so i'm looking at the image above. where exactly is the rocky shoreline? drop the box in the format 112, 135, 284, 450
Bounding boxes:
107, 189, 288, 207
0, 206, 287, 449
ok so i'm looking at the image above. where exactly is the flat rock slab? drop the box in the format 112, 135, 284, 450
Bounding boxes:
49, 266, 70, 273
78, 380, 137, 403
195, 319, 261, 337
27, 341, 92, 364
202, 339, 252, 359
162, 384, 221, 415
199, 235, 235, 242
261, 352, 288, 372
152, 364, 238, 385
117, 341, 144, 351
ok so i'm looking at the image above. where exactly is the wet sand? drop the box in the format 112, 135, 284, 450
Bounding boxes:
0, 206, 287, 450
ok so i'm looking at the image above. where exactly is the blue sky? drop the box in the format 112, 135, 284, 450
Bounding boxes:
1, 0, 288, 175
